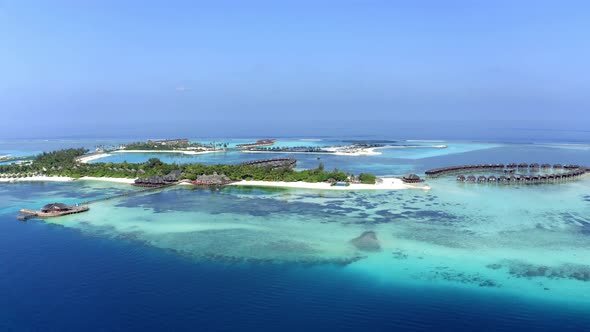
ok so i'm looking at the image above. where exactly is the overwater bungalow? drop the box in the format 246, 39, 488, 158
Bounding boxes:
402, 174, 423, 183
507, 163, 517, 168
456, 175, 466, 182
498, 176, 508, 182
518, 163, 529, 168
530, 163, 540, 169
467, 175, 476, 182
541, 163, 551, 169
20, 203, 89, 219
134, 176, 166, 187
488, 176, 497, 182
477, 176, 487, 182
553, 164, 563, 169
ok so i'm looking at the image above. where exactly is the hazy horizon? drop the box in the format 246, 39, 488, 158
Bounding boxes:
2, 1, 589, 139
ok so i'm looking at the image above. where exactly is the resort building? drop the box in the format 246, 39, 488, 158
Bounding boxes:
192, 173, 233, 185
148, 139, 189, 146
402, 174, 423, 183
41, 203, 72, 213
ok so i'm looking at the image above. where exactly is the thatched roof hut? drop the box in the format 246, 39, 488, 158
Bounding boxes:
488, 176, 497, 182
467, 175, 476, 182
163, 170, 182, 182
41, 203, 71, 213
477, 176, 487, 182
402, 174, 423, 183
194, 172, 232, 185
456, 175, 466, 181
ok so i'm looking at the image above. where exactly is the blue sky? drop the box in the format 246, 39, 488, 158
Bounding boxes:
1, 0, 589, 139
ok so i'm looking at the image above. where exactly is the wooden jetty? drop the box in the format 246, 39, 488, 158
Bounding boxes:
18, 182, 179, 221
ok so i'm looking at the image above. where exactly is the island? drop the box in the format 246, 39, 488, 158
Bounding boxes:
0, 148, 429, 191
76, 139, 228, 163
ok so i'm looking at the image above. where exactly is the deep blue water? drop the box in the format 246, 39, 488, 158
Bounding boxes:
1, 214, 589, 332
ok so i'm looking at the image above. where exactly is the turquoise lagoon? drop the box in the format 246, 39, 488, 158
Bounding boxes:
1, 139, 590, 330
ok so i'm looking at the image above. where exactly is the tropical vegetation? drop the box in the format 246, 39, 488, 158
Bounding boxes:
0, 148, 369, 183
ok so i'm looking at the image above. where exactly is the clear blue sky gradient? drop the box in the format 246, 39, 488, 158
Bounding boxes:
1, 0, 589, 139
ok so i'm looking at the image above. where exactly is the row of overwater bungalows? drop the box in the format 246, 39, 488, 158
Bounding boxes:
456, 169, 587, 184
425, 163, 583, 178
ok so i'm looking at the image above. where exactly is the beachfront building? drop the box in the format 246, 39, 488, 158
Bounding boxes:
402, 174, 423, 183
148, 139, 189, 146
192, 173, 233, 185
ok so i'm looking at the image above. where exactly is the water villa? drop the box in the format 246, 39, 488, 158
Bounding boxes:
134, 170, 182, 187
19, 203, 89, 220
428, 162, 588, 185
236, 139, 276, 149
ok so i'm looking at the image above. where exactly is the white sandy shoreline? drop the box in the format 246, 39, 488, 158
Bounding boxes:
113, 149, 223, 155
228, 177, 430, 191
0, 176, 429, 191
242, 145, 448, 156
76, 149, 225, 163
0, 176, 136, 184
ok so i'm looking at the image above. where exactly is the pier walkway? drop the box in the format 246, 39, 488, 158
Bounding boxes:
18, 183, 178, 221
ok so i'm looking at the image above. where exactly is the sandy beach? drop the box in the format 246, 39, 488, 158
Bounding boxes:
77, 153, 112, 163
0, 176, 136, 184
0, 176, 74, 183
113, 149, 223, 155
228, 177, 430, 191
242, 144, 448, 157
241, 148, 382, 156
1, 175, 430, 191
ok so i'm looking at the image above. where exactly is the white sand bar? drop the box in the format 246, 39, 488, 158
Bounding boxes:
228, 177, 430, 191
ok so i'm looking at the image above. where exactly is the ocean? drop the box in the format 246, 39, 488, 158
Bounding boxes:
1, 138, 590, 331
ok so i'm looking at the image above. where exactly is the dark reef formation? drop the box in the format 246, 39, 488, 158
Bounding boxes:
350, 231, 381, 251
